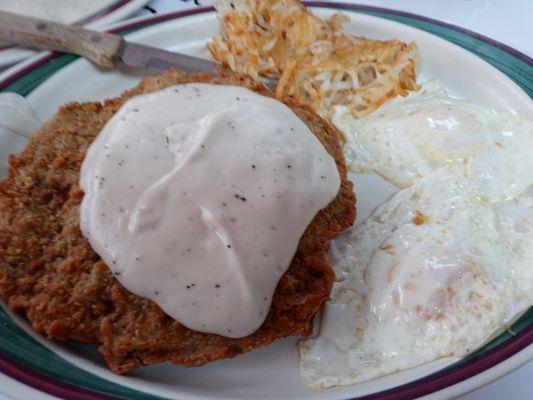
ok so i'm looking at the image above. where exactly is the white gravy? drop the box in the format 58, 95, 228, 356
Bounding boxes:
80, 83, 340, 338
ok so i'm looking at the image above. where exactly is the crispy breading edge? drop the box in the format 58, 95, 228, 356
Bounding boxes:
0, 69, 355, 374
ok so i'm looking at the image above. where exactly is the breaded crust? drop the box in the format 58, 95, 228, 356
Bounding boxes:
0, 70, 355, 373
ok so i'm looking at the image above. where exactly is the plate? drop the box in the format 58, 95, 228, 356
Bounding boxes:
0, 3, 532, 400
0, 0, 152, 68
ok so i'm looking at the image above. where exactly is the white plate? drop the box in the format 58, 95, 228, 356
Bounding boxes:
0, 0, 151, 68
0, 5, 531, 400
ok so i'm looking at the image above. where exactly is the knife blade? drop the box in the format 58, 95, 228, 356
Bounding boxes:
0, 10, 275, 89
119, 42, 218, 75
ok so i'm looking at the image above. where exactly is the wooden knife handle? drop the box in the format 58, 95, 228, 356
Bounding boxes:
0, 11, 125, 68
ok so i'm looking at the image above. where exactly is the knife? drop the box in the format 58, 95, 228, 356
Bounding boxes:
0, 11, 272, 85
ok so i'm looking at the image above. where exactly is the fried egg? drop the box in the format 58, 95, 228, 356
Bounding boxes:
300, 164, 533, 388
335, 81, 533, 197
300, 82, 533, 388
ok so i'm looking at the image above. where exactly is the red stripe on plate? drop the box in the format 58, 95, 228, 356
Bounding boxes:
80, 0, 136, 25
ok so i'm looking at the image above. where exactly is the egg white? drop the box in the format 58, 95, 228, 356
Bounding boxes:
300, 164, 533, 388
300, 82, 533, 389
334, 81, 533, 195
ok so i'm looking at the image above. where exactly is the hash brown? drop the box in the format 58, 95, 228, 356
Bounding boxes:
208, 0, 420, 118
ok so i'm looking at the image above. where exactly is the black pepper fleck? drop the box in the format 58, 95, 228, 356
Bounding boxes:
227, 244, 232, 248
215, 284, 221, 288
234, 194, 247, 202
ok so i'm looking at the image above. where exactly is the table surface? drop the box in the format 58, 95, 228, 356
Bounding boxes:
0, 0, 532, 399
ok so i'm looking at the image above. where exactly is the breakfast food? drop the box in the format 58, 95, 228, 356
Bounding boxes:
0, 0, 531, 391
208, 0, 420, 117
299, 82, 533, 388
335, 81, 533, 191
80, 82, 342, 338
208, 2, 533, 385
301, 163, 533, 388
0, 69, 355, 373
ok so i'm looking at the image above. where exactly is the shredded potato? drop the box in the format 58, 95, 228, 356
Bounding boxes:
208, 0, 420, 117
